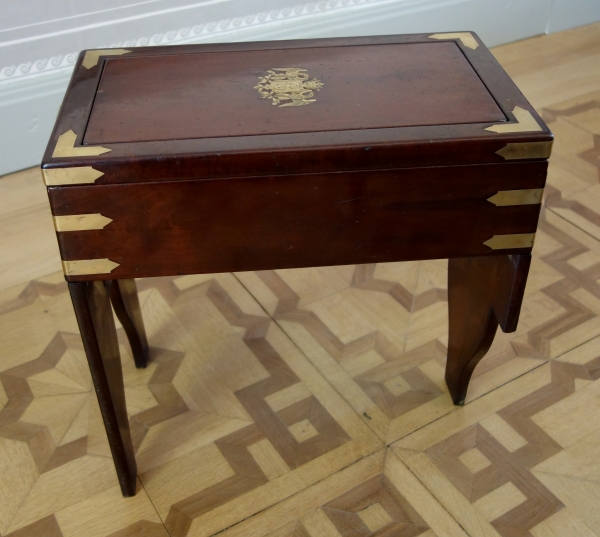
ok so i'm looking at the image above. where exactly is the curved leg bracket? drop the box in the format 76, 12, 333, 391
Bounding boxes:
446, 254, 531, 405
108, 279, 149, 369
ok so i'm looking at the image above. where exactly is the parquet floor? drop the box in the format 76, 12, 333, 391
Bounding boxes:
1, 22, 600, 537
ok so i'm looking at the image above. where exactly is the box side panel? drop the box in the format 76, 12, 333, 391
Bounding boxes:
47, 162, 547, 281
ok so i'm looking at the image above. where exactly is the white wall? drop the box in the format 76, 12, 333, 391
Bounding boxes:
1, 0, 599, 176
548, 0, 600, 32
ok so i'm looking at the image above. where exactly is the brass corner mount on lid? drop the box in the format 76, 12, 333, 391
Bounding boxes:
428, 33, 479, 50
486, 107, 543, 134
82, 49, 131, 69
52, 130, 111, 158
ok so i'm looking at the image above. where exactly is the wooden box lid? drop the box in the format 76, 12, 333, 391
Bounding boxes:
42, 33, 552, 187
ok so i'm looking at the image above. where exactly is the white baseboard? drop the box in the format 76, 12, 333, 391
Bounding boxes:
548, 0, 600, 32
0, 0, 596, 176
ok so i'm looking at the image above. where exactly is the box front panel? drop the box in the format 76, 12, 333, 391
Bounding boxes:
48, 162, 547, 281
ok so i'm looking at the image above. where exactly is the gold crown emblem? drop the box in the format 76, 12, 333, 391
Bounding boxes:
254, 68, 324, 107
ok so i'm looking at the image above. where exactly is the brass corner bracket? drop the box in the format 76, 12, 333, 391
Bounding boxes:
483, 233, 535, 250
428, 32, 479, 50
42, 166, 105, 186
485, 107, 543, 134
53, 214, 113, 232
82, 49, 131, 69
487, 189, 544, 206
62, 259, 120, 276
496, 141, 553, 160
52, 130, 111, 159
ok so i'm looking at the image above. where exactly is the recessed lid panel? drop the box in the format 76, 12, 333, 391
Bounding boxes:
83, 42, 505, 144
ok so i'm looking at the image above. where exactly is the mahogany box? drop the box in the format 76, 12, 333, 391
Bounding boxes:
41, 33, 551, 282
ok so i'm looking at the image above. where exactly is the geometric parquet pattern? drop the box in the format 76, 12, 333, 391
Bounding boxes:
2, 22, 600, 537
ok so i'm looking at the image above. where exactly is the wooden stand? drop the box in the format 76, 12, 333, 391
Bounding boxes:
68, 257, 530, 493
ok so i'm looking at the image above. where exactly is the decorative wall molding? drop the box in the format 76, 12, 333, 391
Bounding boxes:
0, 54, 77, 82
0, 0, 382, 83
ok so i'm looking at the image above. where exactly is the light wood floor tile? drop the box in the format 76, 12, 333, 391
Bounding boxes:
0, 378, 7, 410
54, 482, 167, 537
393, 350, 600, 537
532, 376, 600, 449
138, 275, 381, 535
530, 505, 598, 537
6, 455, 121, 533
2, 480, 166, 537
0, 270, 381, 537
357, 501, 393, 532
493, 22, 600, 110
0, 436, 39, 534
217, 448, 469, 537
533, 473, 600, 536
237, 202, 600, 443
0, 283, 62, 371
472, 482, 528, 522
138, 306, 382, 537
0, 168, 61, 291
533, 427, 600, 484
237, 261, 446, 443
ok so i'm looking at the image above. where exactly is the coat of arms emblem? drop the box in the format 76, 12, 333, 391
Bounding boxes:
254, 68, 324, 107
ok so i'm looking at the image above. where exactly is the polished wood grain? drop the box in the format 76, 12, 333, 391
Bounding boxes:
68, 280, 137, 497
445, 254, 530, 405
41, 34, 551, 184
84, 42, 504, 143
49, 163, 546, 281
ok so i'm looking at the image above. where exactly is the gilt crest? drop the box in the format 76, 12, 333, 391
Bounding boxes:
254, 68, 324, 107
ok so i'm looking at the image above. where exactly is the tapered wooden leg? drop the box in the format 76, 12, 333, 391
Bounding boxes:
108, 279, 149, 369
446, 254, 531, 406
69, 280, 137, 497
